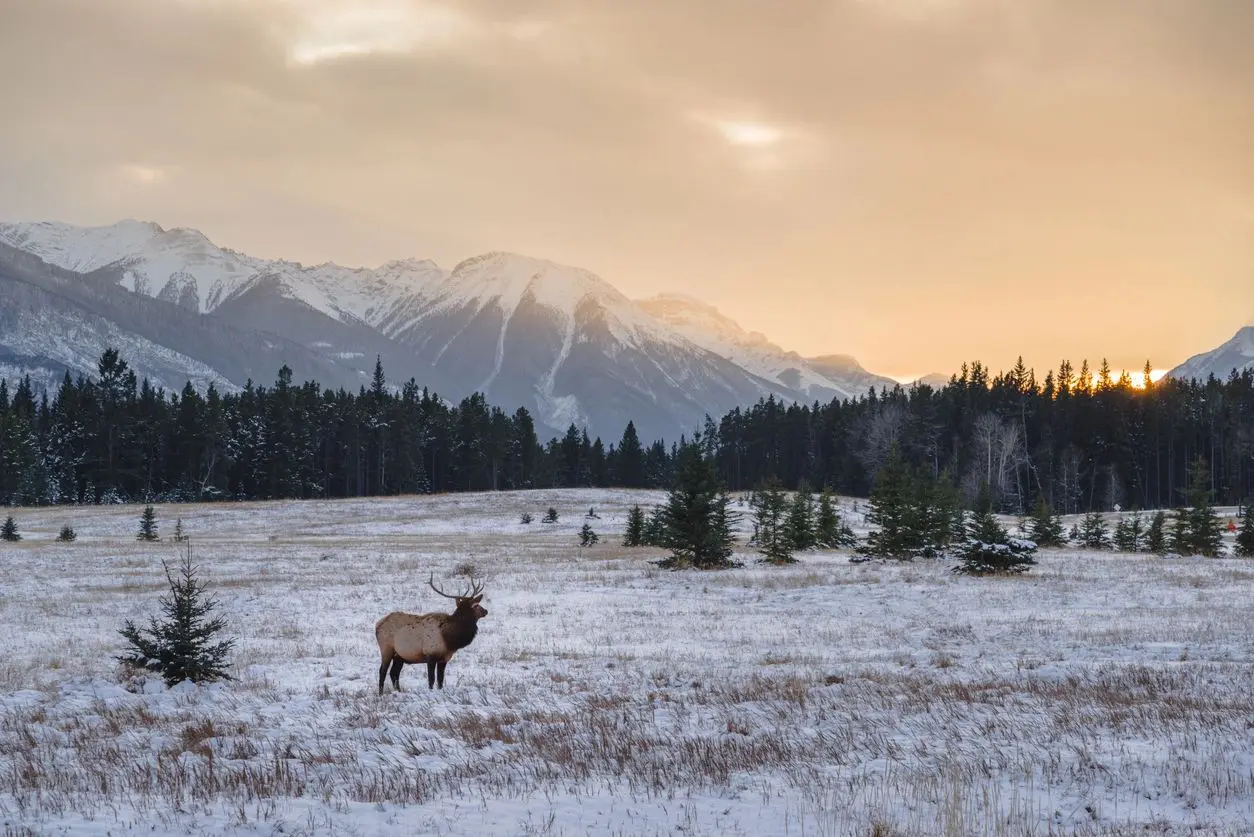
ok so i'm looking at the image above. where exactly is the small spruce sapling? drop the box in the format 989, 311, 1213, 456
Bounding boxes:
1145, 511, 1167, 554
1166, 509, 1191, 555
785, 483, 817, 552
1235, 504, 1254, 558
1112, 514, 1144, 552
137, 505, 160, 541
57, 524, 77, 542
172, 518, 187, 542
542, 507, 559, 524
519, 512, 533, 525
578, 523, 599, 547
117, 543, 235, 686
954, 493, 1037, 576
751, 477, 793, 564
1, 516, 20, 542
622, 505, 645, 546
816, 490, 856, 548
1027, 497, 1065, 547
1078, 512, 1111, 550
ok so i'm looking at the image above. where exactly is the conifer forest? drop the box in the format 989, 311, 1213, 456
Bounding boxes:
1, 349, 1251, 512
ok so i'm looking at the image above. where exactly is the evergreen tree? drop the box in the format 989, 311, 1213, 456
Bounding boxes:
785, 482, 817, 552
520, 512, 533, 524
1185, 457, 1225, 557
172, 518, 187, 542
1167, 510, 1191, 555
117, 545, 235, 686
1027, 497, 1065, 547
1078, 512, 1111, 550
616, 421, 647, 487
137, 505, 159, 541
815, 490, 856, 548
57, 524, 76, 542
954, 491, 1037, 575
1235, 504, 1254, 557
1112, 514, 1144, 552
1145, 511, 1167, 554
622, 505, 645, 546
1, 516, 19, 542
657, 439, 736, 569
861, 445, 914, 559
642, 506, 667, 547
542, 507, 558, 523
751, 477, 793, 564
578, 524, 599, 547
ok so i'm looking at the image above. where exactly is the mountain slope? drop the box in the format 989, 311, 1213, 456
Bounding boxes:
637, 294, 895, 401
1169, 326, 1254, 381
0, 219, 890, 442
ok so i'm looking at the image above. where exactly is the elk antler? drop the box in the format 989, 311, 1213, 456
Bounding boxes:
428, 572, 459, 599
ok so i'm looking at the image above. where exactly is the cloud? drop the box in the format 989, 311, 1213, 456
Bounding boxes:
0, 0, 1251, 374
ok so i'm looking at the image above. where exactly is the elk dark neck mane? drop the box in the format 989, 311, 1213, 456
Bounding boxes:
441, 609, 479, 652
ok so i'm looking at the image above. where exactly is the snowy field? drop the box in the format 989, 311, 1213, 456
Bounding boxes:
1, 490, 1252, 837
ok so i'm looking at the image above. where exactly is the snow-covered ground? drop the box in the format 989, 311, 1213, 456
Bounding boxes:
1, 490, 1252, 836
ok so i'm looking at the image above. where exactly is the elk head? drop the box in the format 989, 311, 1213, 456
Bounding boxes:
429, 572, 488, 620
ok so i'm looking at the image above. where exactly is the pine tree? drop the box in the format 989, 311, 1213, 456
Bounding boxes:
622, 505, 645, 546
656, 439, 736, 569
542, 507, 558, 523
785, 482, 817, 552
1112, 514, 1143, 552
1185, 457, 1224, 557
1145, 511, 1167, 554
520, 512, 533, 524
137, 505, 159, 541
1, 516, 20, 542
861, 445, 914, 559
1027, 497, 1064, 547
1236, 505, 1254, 557
1078, 512, 1111, 550
578, 524, 599, 547
57, 524, 76, 542
1167, 510, 1190, 555
816, 490, 856, 548
954, 491, 1037, 575
642, 506, 667, 547
172, 518, 187, 542
751, 477, 793, 564
117, 545, 235, 686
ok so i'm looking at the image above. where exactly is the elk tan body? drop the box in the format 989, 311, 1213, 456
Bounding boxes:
377, 575, 486, 693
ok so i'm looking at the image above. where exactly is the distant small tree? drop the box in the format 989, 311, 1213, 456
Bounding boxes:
1, 516, 20, 542
1027, 497, 1065, 547
815, 490, 856, 548
117, 544, 235, 686
1112, 514, 1144, 553
1167, 509, 1191, 555
172, 518, 187, 542
622, 505, 645, 547
542, 507, 558, 524
1185, 457, 1224, 557
578, 524, 599, 547
1236, 504, 1254, 558
57, 524, 77, 542
954, 493, 1037, 576
520, 512, 533, 524
656, 438, 736, 569
137, 506, 159, 541
861, 446, 914, 559
1145, 511, 1167, 554
642, 506, 667, 547
1078, 512, 1110, 550
785, 483, 817, 552
586, 507, 600, 519
751, 477, 793, 564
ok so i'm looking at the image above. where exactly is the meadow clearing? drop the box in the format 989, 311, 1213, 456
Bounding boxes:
0, 490, 1251, 836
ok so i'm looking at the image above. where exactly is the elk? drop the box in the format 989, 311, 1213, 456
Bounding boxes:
375, 573, 487, 694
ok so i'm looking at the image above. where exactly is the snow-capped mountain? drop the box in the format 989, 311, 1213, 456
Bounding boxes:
1169, 325, 1254, 382
0, 219, 886, 441
637, 294, 895, 401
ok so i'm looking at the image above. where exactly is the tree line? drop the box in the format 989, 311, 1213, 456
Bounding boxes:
1, 349, 1251, 513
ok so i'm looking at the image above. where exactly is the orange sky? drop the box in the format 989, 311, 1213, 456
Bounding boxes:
1, 0, 1251, 380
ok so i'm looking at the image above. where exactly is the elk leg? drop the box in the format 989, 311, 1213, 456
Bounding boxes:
378, 655, 392, 695
389, 656, 405, 691
436, 661, 446, 689
427, 661, 437, 690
